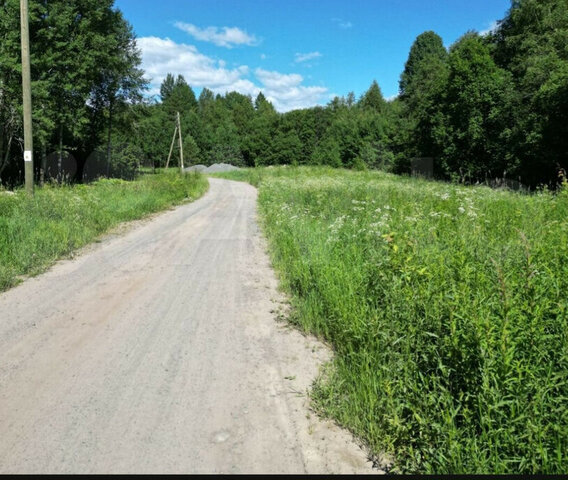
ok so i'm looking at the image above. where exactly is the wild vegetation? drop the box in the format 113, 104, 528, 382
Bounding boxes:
216, 166, 568, 474
0, 171, 207, 291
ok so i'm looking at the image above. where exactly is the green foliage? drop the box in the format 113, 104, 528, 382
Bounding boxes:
219, 166, 568, 474
492, 0, 568, 186
438, 34, 517, 181
311, 136, 342, 167
183, 134, 201, 165
161, 74, 197, 117
0, 0, 147, 183
398, 31, 449, 162
269, 130, 303, 165
107, 142, 142, 179
358, 80, 387, 113
400, 31, 448, 99
4, 0, 566, 189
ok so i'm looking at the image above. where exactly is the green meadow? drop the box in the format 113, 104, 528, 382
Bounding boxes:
217, 166, 568, 474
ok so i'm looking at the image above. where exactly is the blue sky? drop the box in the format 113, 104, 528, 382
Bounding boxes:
114, 0, 511, 111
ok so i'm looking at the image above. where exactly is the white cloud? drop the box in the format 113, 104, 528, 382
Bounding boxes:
294, 51, 322, 63
138, 36, 254, 96
138, 36, 327, 112
255, 69, 303, 90
480, 20, 499, 36
174, 22, 258, 48
332, 18, 353, 29
255, 68, 328, 112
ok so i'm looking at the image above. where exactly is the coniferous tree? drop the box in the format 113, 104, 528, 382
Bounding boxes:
399, 31, 448, 165
160, 73, 176, 102
359, 80, 386, 113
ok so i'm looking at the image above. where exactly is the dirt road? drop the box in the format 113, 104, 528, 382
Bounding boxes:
0, 178, 376, 474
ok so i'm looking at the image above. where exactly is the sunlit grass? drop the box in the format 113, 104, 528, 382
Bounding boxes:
0, 171, 208, 291
216, 166, 568, 474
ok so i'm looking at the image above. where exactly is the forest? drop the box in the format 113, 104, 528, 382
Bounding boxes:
0, 0, 567, 188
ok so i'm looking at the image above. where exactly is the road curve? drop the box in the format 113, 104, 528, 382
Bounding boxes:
0, 178, 376, 474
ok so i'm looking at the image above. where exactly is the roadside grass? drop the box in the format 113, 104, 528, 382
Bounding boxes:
0, 171, 208, 292
215, 166, 568, 474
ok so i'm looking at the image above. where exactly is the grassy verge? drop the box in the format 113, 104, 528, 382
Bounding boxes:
0, 171, 208, 292
215, 166, 568, 474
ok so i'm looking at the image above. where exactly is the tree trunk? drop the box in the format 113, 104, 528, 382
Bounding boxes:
0, 129, 4, 177
74, 149, 87, 184
0, 134, 13, 178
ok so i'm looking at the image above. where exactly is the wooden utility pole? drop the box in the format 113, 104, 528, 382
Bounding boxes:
165, 112, 184, 172
20, 0, 33, 194
177, 111, 184, 172
165, 124, 177, 169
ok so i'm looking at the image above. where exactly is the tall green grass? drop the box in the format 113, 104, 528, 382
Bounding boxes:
0, 171, 208, 291
217, 166, 568, 473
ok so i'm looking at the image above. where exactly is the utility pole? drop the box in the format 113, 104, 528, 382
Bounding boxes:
177, 111, 184, 172
20, 0, 34, 194
165, 124, 177, 169
165, 112, 184, 172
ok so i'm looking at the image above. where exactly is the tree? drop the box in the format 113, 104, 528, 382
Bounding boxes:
162, 74, 197, 117
89, 9, 146, 179
183, 134, 201, 165
160, 73, 175, 101
399, 31, 449, 162
438, 33, 517, 181
268, 129, 302, 165
311, 136, 341, 167
400, 31, 448, 99
128, 101, 169, 169
208, 118, 243, 166
244, 92, 278, 166
492, 0, 568, 186
359, 80, 386, 113
0, 0, 149, 183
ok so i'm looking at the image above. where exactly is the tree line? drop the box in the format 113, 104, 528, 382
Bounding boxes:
0, 0, 566, 188
0, 0, 144, 185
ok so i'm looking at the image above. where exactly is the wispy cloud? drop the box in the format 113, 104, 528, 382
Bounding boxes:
332, 18, 353, 29
294, 51, 322, 63
174, 22, 258, 48
479, 20, 499, 36
138, 36, 328, 112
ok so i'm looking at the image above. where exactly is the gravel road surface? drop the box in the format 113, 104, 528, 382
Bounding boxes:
0, 178, 377, 474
